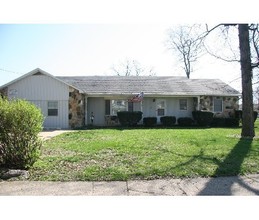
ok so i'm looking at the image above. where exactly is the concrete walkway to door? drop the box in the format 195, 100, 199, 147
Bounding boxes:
38, 130, 75, 141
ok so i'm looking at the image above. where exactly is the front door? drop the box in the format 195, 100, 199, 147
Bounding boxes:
156, 99, 166, 122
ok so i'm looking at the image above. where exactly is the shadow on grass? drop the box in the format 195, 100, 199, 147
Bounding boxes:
198, 138, 259, 195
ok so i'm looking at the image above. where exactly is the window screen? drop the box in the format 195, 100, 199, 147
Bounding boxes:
179, 99, 187, 110
214, 98, 223, 112
48, 101, 58, 116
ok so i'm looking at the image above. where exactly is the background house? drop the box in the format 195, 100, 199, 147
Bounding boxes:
0, 68, 241, 129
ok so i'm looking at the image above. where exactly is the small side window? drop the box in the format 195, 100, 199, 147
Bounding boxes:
179, 99, 187, 110
213, 98, 223, 112
48, 101, 58, 116
105, 100, 111, 115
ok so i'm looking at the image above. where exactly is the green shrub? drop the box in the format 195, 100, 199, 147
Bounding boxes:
0, 98, 44, 169
117, 111, 142, 126
211, 117, 226, 127
160, 116, 176, 126
225, 118, 240, 127
143, 117, 157, 127
192, 111, 214, 127
234, 110, 242, 119
234, 110, 258, 122
177, 117, 194, 126
211, 117, 239, 127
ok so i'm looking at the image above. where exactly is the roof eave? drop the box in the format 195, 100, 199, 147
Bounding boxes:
84, 92, 241, 97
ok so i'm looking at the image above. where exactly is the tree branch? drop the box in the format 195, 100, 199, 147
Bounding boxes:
251, 24, 259, 69
204, 44, 240, 63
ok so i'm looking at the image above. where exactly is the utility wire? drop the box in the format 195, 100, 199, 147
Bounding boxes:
0, 68, 24, 75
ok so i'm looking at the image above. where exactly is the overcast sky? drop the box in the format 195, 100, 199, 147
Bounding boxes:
0, 23, 243, 90
1, 0, 258, 92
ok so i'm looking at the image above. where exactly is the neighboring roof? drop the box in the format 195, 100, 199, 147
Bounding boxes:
57, 76, 241, 97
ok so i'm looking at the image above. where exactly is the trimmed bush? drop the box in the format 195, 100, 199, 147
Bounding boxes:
160, 116, 176, 126
0, 98, 44, 169
117, 111, 142, 126
225, 118, 240, 127
177, 117, 194, 126
192, 111, 214, 127
211, 117, 226, 127
211, 117, 240, 127
234, 110, 258, 122
234, 110, 242, 119
143, 117, 157, 127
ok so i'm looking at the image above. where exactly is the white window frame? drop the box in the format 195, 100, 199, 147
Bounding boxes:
179, 99, 188, 111
156, 99, 166, 117
110, 99, 127, 115
213, 98, 223, 112
47, 101, 58, 116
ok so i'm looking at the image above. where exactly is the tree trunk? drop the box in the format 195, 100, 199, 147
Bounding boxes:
238, 24, 255, 138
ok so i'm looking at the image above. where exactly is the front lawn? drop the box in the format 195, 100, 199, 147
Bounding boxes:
29, 120, 259, 181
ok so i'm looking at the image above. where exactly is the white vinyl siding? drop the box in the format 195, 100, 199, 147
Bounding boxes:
142, 97, 194, 119
7, 74, 69, 129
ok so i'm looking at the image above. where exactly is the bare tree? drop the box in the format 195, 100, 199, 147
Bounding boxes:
111, 59, 133, 76
204, 23, 259, 138
111, 59, 156, 76
254, 83, 259, 109
238, 24, 255, 137
250, 24, 259, 69
203, 25, 240, 63
167, 24, 204, 78
167, 23, 259, 137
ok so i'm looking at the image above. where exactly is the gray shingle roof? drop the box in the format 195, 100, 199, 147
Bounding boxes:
56, 76, 240, 97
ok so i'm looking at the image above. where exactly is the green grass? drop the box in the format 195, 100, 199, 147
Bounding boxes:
29, 120, 259, 181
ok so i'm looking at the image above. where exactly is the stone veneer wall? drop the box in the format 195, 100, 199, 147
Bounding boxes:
69, 87, 85, 128
200, 96, 213, 111
199, 96, 239, 117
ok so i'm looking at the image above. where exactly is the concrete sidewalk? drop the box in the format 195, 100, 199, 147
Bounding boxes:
1, 174, 259, 196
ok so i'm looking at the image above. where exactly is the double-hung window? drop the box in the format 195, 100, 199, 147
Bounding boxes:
48, 101, 58, 116
179, 99, 187, 110
156, 99, 166, 116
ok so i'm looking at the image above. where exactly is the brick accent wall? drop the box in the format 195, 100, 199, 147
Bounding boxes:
68, 87, 85, 128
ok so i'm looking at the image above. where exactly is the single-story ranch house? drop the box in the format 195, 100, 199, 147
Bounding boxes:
0, 68, 240, 129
